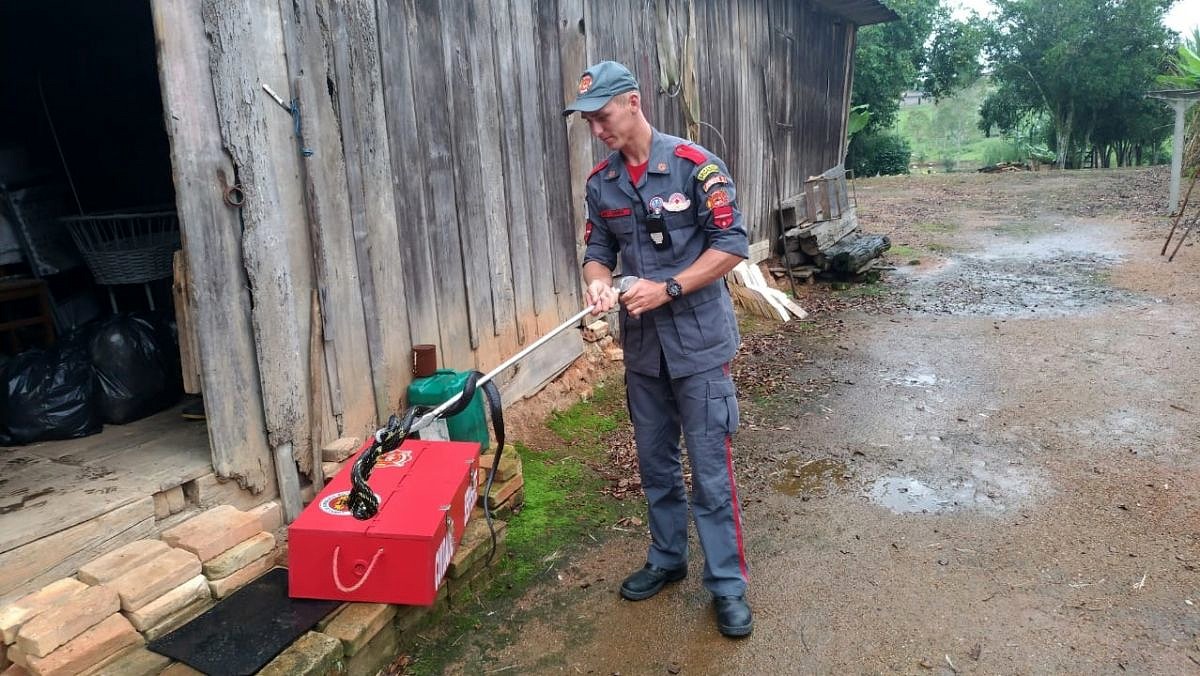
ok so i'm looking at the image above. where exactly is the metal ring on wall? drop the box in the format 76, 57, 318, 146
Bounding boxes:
223, 184, 246, 208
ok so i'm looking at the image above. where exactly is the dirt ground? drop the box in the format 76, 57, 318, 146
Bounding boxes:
443, 167, 1200, 675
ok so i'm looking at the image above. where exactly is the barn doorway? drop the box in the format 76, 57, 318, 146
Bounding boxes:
0, 0, 214, 602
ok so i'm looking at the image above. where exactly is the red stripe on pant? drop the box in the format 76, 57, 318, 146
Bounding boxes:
725, 435, 749, 581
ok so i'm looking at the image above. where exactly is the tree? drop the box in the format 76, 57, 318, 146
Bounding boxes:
983, 0, 1174, 169
924, 15, 987, 100
851, 0, 940, 133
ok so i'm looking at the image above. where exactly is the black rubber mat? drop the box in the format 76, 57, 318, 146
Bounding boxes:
147, 567, 341, 675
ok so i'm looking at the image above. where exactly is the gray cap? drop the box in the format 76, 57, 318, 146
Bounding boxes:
562, 61, 639, 117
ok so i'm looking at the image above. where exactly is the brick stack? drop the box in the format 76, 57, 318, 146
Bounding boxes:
320, 437, 361, 483
582, 318, 622, 361
161, 505, 277, 602
479, 445, 525, 518
445, 509, 508, 599
72, 539, 203, 645
4, 581, 140, 676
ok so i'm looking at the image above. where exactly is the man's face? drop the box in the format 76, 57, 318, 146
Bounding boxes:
582, 94, 637, 151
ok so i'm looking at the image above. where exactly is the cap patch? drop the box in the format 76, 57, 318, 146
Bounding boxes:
579, 74, 593, 94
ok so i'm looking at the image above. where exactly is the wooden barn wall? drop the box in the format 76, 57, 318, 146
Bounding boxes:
161, 0, 855, 489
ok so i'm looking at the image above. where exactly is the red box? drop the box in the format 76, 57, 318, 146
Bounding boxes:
288, 439, 480, 605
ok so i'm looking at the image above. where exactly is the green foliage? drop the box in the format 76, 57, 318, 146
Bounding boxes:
924, 15, 987, 99
984, 0, 1175, 168
852, 0, 941, 133
853, 1, 985, 135
848, 131, 912, 176
847, 104, 872, 138
1158, 28, 1200, 89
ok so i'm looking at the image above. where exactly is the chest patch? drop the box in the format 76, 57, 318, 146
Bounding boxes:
600, 207, 632, 219
663, 193, 691, 212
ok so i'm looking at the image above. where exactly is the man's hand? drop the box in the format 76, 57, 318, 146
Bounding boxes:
586, 278, 619, 316
621, 279, 670, 317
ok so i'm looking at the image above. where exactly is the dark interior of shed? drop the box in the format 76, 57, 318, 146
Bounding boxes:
0, 0, 179, 341
0, 2, 218, 605
0, 3, 214, 591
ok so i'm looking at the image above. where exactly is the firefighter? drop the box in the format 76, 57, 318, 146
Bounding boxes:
564, 61, 752, 637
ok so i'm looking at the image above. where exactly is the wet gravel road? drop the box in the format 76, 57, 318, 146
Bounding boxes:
444, 169, 1200, 675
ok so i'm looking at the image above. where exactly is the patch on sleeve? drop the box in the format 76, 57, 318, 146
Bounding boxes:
673, 144, 707, 164
713, 205, 734, 229
584, 220, 593, 243
588, 158, 610, 179
706, 189, 730, 210
696, 163, 719, 181
702, 174, 729, 193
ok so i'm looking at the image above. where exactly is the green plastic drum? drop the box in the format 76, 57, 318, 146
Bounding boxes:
407, 369, 490, 450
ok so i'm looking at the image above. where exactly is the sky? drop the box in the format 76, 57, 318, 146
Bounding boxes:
949, 0, 1199, 35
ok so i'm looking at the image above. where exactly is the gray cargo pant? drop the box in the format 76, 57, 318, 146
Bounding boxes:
625, 357, 748, 597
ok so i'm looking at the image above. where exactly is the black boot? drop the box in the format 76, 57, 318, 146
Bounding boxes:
713, 595, 753, 637
619, 563, 687, 601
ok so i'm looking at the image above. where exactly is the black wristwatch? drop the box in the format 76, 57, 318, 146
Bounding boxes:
665, 277, 683, 299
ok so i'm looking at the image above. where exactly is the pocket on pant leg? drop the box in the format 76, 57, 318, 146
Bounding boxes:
705, 378, 739, 438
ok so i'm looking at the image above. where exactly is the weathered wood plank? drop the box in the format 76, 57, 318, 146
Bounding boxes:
0, 498, 155, 602
376, 0, 443, 360
438, 0, 498, 368
791, 208, 859, 256
307, 289, 334, 485
201, 0, 313, 467
171, 251, 202, 395
466, 0, 520, 366
511, 1, 556, 330
535, 0, 582, 322
278, 0, 374, 441
326, 0, 414, 422
149, 0, 272, 492
492, 0, 537, 347
558, 0, 592, 289
408, 0, 473, 371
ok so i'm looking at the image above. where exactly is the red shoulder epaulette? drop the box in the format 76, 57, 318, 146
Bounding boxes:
674, 144, 707, 164
588, 158, 610, 179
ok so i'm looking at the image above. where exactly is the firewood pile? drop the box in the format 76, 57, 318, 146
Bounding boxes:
977, 161, 1030, 173
777, 167, 891, 281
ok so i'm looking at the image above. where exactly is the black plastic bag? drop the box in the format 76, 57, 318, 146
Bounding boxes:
89, 313, 181, 424
1, 342, 101, 443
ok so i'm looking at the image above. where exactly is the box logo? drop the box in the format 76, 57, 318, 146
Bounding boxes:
320, 490, 381, 516
434, 515, 455, 588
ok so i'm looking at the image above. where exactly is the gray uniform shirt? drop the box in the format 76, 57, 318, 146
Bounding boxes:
582, 129, 749, 378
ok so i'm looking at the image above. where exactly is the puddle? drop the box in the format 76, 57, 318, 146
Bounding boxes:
895, 226, 1141, 317
888, 369, 938, 388
773, 457, 850, 497
868, 476, 947, 513
867, 459, 1038, 515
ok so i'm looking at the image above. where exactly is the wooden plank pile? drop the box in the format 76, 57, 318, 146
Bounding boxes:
726, 262, 808, 322
778, 167, 891, 281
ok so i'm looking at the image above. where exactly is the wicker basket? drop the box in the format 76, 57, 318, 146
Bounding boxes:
62, 210, 181, 285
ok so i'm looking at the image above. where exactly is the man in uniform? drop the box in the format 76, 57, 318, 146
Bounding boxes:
563, 61, 752, 637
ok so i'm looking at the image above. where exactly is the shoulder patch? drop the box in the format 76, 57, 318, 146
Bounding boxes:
588, 158, 610, 180
673, 144, 707, 164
